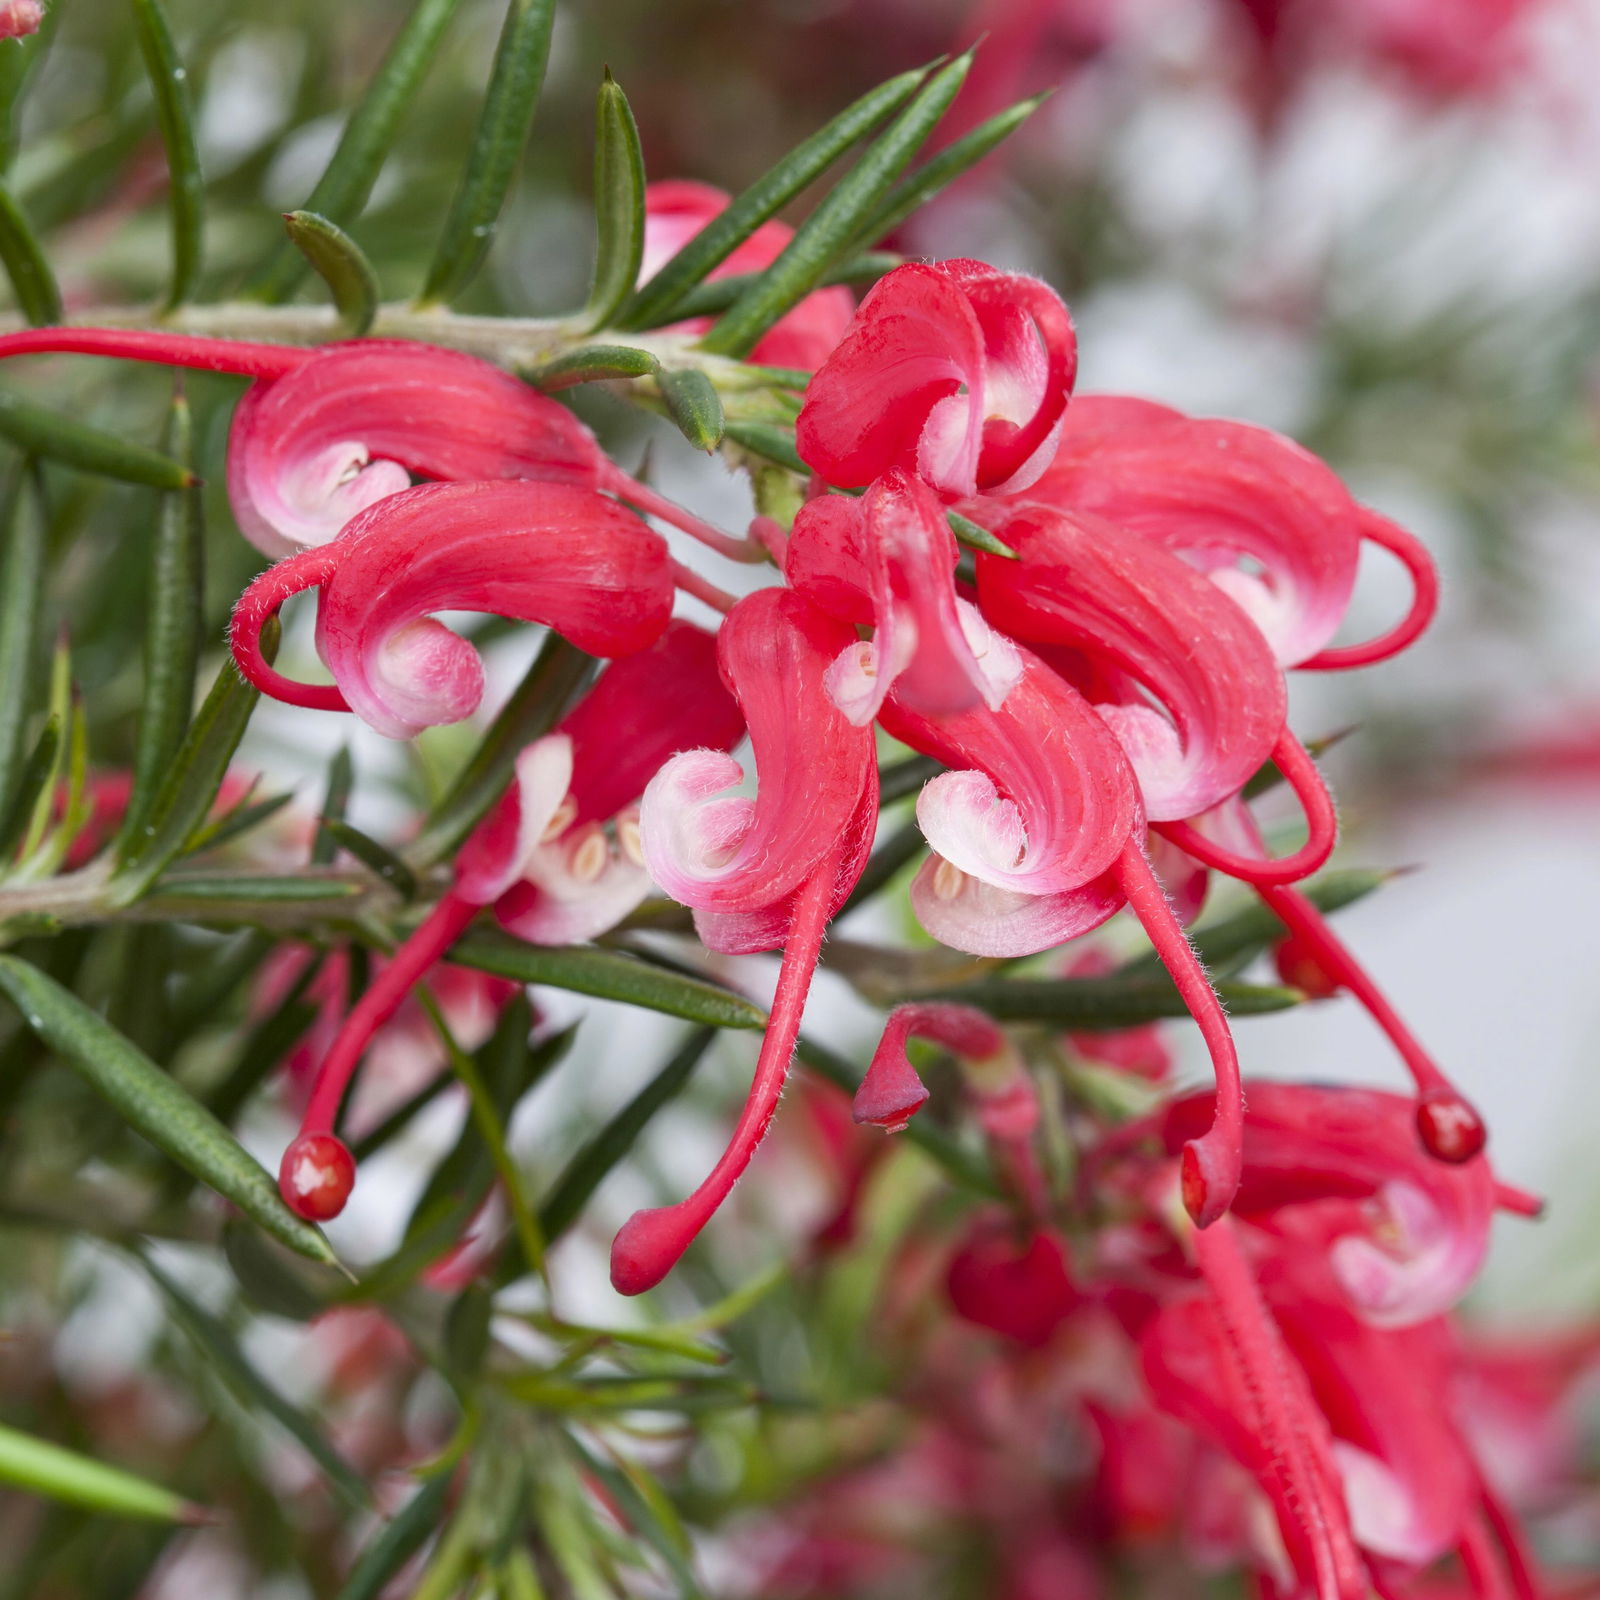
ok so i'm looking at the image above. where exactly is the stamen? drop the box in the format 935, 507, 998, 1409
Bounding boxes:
615, 809, 646, 866
1301, 509, 1440, 672
609, 840, 843, 1294
1117, 840, 1243, 1226
540, 794, 578, 843
1154, 731, 1337, 887
602, 464, 766, 564
280, 891, 482, 1221
567, 824, 609, 885
670, 558, 737, 615
1258, 884, 1487, 1164
230, 546, 350, 713
0, 327, 312, 380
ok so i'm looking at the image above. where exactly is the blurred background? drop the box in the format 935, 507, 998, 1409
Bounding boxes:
6, 0, 1600, 1591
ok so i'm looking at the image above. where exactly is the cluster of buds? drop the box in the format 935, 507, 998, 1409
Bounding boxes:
0, 169, 1515, 1589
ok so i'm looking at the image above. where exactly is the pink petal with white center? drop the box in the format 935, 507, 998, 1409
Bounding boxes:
495, 818, 654, 946
638, 587, 877, 931
1032, 398, 1363, 666
974, 503, 1285, 821
454, 735, 575, 906
232, 480, 674, 740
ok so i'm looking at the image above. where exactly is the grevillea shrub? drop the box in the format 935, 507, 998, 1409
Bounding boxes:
0, 1, 1592, 1596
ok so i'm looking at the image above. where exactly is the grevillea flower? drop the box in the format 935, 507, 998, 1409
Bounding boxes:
946, 1215, 1080, 1347
1026, 395, 1438, 672
785, 469, 1021, 724
276, 624, 742, 1223
877, 652, 1247, 1224
612, 588, 879, 1293
639, 180, 856, 371
796, 260, 1077, 499
0, 329, 751, 562
232, 480, 675, 739
971, 500, 1288, 823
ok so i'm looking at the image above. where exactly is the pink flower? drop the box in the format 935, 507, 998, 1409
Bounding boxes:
0, 0, 43, 40
796, 260, 1077, 499
946, 1215, 1081, 1348
785, 469, 1021, 725
639, 180, 855, 371
232, 480, 676, 739
278, 625, 742, 1224
612, 589, 879, 1293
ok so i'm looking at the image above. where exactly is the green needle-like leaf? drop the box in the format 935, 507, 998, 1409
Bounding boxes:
584, 71, 647, 330
452, 934, 767, 1031
0, 1422, 200, 1523
538, 1027, 715, 1243
118, 389, 203, 853
0, 465, 46, 824
618, 65, 928, 331
658, 367, 725, 452
281, 211, 380, 335
248, 0, 464, 301
312, 745, 355, 866
335, 1473, 454, 1600
0, 955, 336, 1263
420, 0, 557, 305
0, 179, 60, 324
524, 343, 662, 389
143, 1257, 368, 1506
317, 817, 418, 900
722, 419, 808, 475
131, 0, 204, 308
111, 620, 275, 903
222, 1218, 330, 1323
0, 392, 194, 489
701, 50, 973, 358
917, 972, 1305, 1027
665, 251, 900, 320
412, 631, 595, 863
850, 91, 1050, 250
0, 712, 59, 864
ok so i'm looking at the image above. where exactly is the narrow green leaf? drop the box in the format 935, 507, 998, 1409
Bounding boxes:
657, 367, 724, 452
539, 1028, 714, 1242
223, 1217, 329, 1322
946, 508, 1017, 559
851, 91, 1049, 249
0, 713, 57, 866
584, 71, 646, 330
112, 621, 275, 903
318, 818, 418, 901
336, 1473, 454, 1600
145, 873, 364, 905
131, 0, 204, 308
312, 745, 355, 865
0, 179, 60, 324
16, 639, 68, 864
119, 389, 204, 851
797, 1035, 1000, 1197
701, 51, 973, 358
281, 211, 380, 336
412, 631, 595, 864
420, 0, 557, 304
618, 65, 928, 331
919, 973, 1305, 1027
523, 343, 661, 389
0, 955, 335, 1263
179, 790, 296, 854
0, 392, 194, 489
143, 1257, 368, 1507
566, 1437, 706, 1599
0, 1422, 198, 1523
248, 0, 464, 301
665, 251, 900, 320
0, 464, 44, 823
722, 419, 808, 476
0, 2, 57, 172
452, 934, 766, 1031
1123, 868, 1392, 977
443, 1283, 494, 1376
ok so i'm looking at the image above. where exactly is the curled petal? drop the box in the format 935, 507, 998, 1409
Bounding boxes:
235, 481, 675, 739
796, 261, 1075, 499
975, 502, 1285, 821
909, 854, 1125, 959
790, 471, 1021, 725
1300, 506, 1440, 671
882, 643, 1140, 912
454, 736, 575, 906
1033, 398, 1364, 665
639, 588, 877, 924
